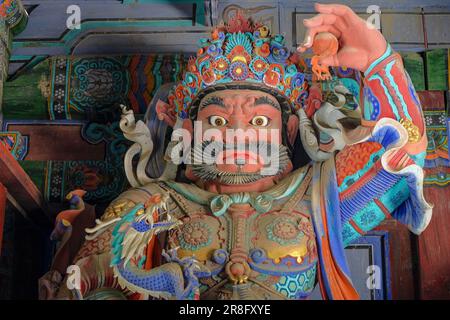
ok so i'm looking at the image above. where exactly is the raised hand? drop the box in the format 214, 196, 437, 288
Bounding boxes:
297, 3, 387, 72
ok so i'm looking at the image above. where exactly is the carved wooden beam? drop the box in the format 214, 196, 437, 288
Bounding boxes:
6, 123, 106, 161
0, 142, 51, 228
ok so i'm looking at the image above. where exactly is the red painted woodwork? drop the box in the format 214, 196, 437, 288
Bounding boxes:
417, 91, 445, 110
376, 220, 416, 299
7, 124, 105, 161
417, 187, 450, 299
0, 142, 49, 227
377, 186, 450, 300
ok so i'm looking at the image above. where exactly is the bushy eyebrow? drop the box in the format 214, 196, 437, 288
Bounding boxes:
200, 97, 225, 110
254, 96, 280, 110
199, 95, 280, 110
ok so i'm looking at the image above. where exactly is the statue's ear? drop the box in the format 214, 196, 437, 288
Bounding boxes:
287, 114, 299, 146
156, 99, 176, 127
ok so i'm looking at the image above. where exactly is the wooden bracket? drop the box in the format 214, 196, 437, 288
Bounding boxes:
0, 142, 51, 229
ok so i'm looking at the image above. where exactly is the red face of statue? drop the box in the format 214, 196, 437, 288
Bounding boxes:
181, 89, 300, 194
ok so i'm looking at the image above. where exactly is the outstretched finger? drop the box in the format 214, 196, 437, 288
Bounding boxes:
303, 13, 348, 31
303, 13, 336, 27
314, 3, 360, 24
297, 25, 341, 52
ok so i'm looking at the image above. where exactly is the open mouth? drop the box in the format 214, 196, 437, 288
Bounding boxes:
189, 141, 290, 185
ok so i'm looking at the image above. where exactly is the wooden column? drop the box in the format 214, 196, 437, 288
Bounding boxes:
376, 220, 417, 299
417, 187, 450, 299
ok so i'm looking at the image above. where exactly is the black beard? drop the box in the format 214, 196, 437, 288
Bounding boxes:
189, 141, 291, 185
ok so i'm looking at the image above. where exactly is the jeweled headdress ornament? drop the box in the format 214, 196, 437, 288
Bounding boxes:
167, 12, 309, 119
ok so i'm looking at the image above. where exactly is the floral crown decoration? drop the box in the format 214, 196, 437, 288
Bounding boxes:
167, 12, 309, 119
0, 0, 14, 18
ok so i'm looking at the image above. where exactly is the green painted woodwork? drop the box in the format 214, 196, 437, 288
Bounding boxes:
425, 49, 449, 90
2, 59, 49, 119
401, 52, 425, 91
10, 11, 28, 36
19, 161, 47, 191
0, 19, 10, 117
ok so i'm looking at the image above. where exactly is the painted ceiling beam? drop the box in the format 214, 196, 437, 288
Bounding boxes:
7, 0, 450, 78
9, 1, 210, 59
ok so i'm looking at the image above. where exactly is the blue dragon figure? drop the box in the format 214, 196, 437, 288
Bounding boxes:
110, 194, 211, 300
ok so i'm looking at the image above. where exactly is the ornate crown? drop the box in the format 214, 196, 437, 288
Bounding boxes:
167, 12, 309, 119
0, 0, 14, 17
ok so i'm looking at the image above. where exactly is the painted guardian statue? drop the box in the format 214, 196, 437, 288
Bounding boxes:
40, 3, 432, 300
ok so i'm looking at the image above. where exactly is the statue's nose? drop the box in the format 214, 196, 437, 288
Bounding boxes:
224, 119, 248, 143
228, 117, 246, 130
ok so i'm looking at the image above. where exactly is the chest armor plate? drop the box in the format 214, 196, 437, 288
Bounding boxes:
164, 180, 318, 300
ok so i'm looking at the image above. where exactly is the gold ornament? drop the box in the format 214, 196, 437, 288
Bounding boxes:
101, 199, 136, 221
399, 118, 420, 143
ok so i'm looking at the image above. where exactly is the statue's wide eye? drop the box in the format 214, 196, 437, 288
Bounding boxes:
250, 115, 270, 127
209, 115, 228, 127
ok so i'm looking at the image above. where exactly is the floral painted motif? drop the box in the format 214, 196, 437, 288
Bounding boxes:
178, 221, 212, 251
266, 217, 304, 246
